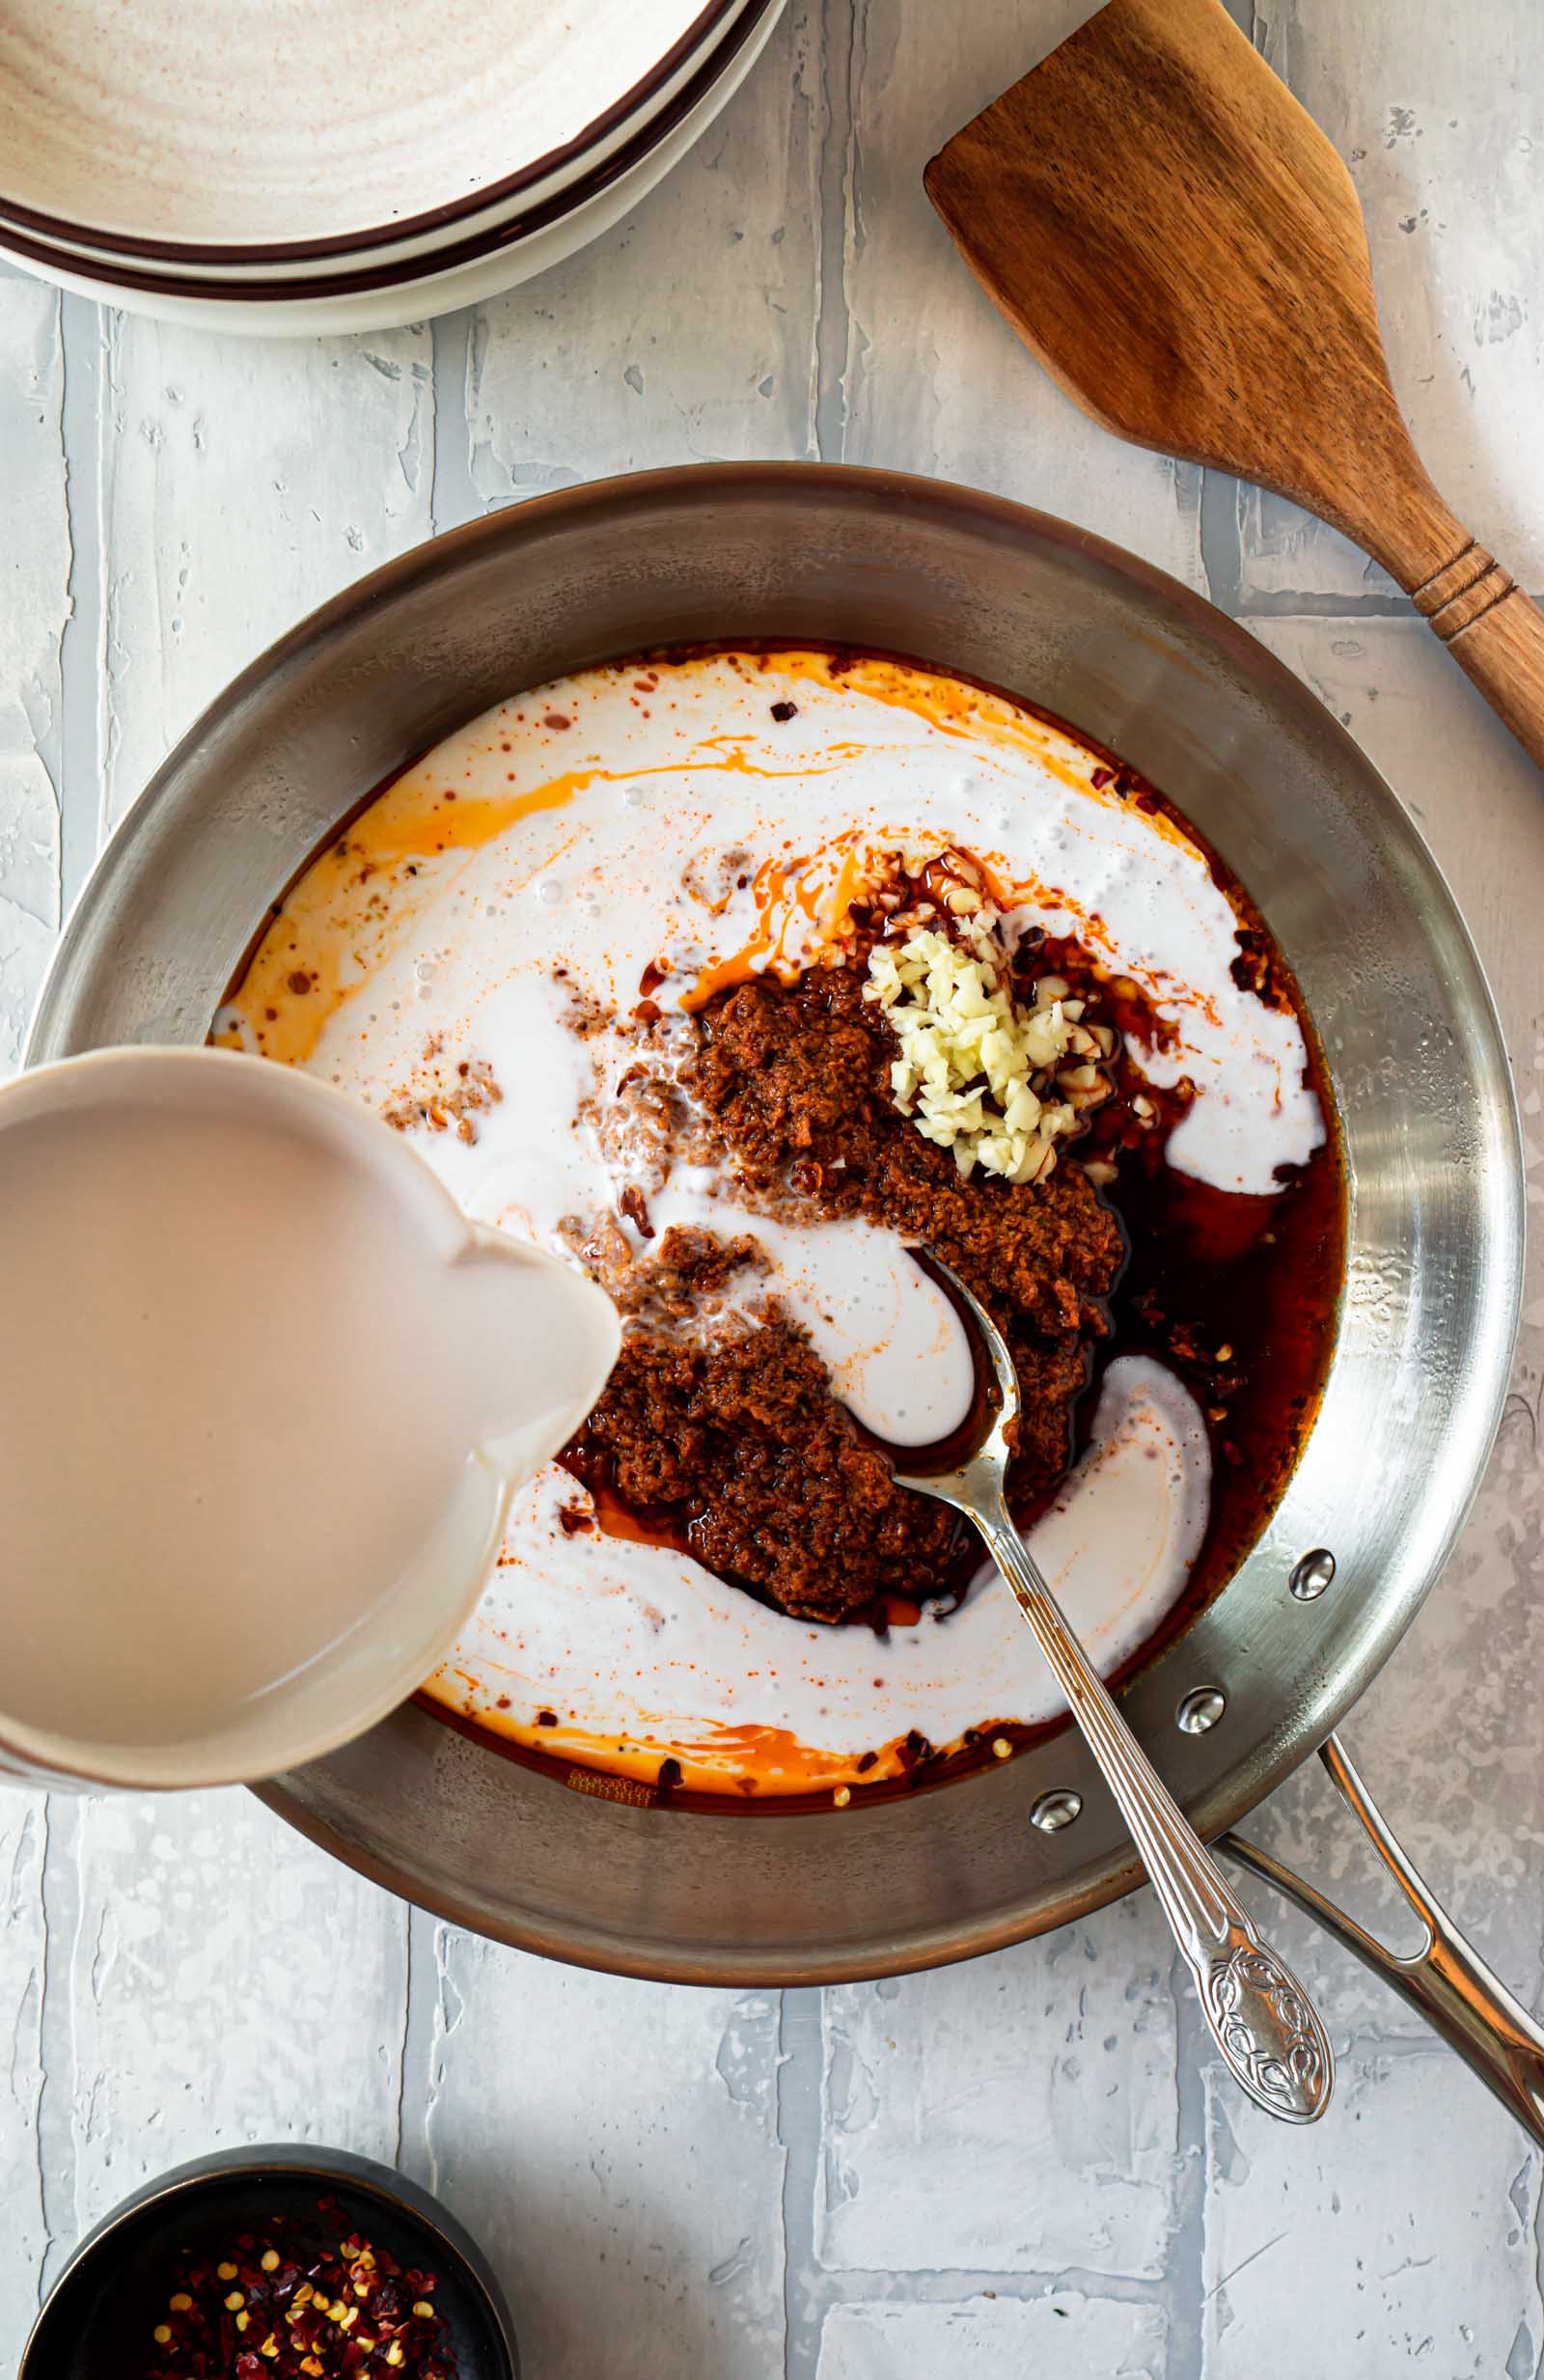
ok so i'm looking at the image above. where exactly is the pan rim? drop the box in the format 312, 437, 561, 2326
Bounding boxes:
27, 462, 1525, 1982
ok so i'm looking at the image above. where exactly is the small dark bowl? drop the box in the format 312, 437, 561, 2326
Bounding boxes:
19, 2145, 518, 2379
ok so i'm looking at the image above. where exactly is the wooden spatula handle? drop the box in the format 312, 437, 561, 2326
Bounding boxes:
1326, 447, 1544, 772
1406, 540, 1544, 772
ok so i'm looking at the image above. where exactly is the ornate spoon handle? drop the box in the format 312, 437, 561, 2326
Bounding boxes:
976, 1498, 1334, 2125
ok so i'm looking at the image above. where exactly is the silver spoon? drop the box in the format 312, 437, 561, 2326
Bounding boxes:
893, 1260, 1334, 2126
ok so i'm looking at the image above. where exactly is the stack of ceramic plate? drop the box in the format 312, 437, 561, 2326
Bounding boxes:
0, 0, 784, 335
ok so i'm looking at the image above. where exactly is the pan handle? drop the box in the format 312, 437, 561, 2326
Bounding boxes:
1222, 1733, 1544, 2145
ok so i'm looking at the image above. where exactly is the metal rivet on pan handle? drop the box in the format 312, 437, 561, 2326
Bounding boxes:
1176, 1687, 1227, 1735
1030, 1787, 1083, 1832
1289, 1548, 1337, 1601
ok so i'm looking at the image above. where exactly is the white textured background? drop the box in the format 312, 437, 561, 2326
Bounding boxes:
2, 3, 1541, 2372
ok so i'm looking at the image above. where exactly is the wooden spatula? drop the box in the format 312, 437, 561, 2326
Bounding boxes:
924, 0, 1544, 773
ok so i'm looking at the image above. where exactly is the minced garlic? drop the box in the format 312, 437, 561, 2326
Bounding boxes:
865, 922, 1109, 1184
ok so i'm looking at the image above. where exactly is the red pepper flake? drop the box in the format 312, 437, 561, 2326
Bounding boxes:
618, 1183, 654, 1239
769, 700, 798, 722
1089, 764, 1114, 789
136, 2200, 458, 2380
542, 710, 572, 731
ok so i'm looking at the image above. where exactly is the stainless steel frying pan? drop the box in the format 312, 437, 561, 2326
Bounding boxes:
27, 465, 1533, 2125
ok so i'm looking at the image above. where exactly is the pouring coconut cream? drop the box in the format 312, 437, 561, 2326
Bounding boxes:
0, 1047, 620, 1791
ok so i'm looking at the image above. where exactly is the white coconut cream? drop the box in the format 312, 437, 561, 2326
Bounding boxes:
218, 650, 1323, 1794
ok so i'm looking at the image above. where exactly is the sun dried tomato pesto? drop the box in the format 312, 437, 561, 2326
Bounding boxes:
564, 965, 1125, 1624
562, 914, 1341, 1662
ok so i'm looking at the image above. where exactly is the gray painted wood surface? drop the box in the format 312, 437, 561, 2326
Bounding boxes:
1, 3, 1540, 2371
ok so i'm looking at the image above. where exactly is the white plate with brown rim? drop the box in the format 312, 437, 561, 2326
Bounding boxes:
0, 0, 783, 332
